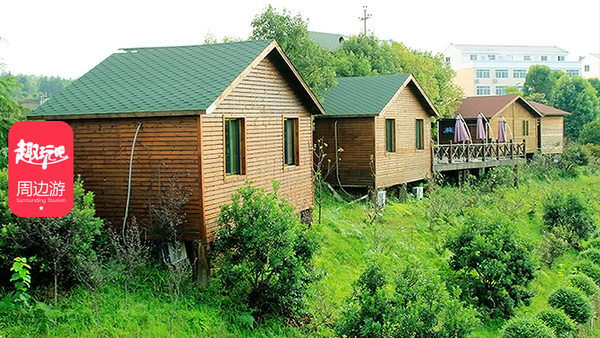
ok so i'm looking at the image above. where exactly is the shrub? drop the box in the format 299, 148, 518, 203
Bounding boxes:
212, 181, 320, 320
444, 212, 537, 318
566, 273, 598, 298
579, 248, 600, 265
584, 237, 600, 250
559, 142, 591, 176
573, 260, 600, 285
537, 308, 577, 338
543, 191, 596, 244
538, 232, 570, 266
336, 259, 479, 338
501, 316, 555, 338
548, 286, 593, 324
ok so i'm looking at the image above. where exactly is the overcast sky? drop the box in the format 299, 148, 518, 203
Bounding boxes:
1, 0, 599, 79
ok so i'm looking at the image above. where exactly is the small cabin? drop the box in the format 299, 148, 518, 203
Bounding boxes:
29, 40, 324, 245
530, 101, 569, 154
314, 74, 439, 190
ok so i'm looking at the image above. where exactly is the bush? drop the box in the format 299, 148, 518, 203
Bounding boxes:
543, 191, 596, 244
336, 259, 478, 338
537, 308, 577, 338
573, 260, 600, 285
548, 286, 593, 324
501, 316, 555, 338
566, 273, 598, 298
212, 181, 320, 320
538, 232, 570, 266
559, 142, 591, 176
444, 211, 537, 318
579, 248, 600, 265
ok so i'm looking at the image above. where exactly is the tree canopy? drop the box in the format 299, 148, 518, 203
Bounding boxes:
553, 75, 600, 140
333, 34, 402, 77
250, 6, 336, 100
523, 65, 564, 105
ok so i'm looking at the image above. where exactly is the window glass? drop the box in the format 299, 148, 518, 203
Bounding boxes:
416, 119, 424, 150
386, 119, 395, 152
284, 118, 298, 166
225, 119, 242, 175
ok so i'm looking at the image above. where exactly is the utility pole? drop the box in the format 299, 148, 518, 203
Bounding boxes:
358, 6, 372, 35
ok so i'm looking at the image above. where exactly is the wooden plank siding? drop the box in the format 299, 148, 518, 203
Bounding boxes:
540, 115, 564, 154
313, 118, 375, 187
66, 116, 203, 240
489, 102, 539, 153
375, 85, 432, 188
202, 54, 314, 240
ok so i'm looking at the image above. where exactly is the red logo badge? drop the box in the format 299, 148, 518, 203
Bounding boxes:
8, 121, 74, 217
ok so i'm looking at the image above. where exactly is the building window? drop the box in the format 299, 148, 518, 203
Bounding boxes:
495, 69, 509, 78
496, 86, 506, 95
225, 118, 244, 175
585, 65, 590, 72
476, 69, 490, 78
284, 118, 299, 166
558, 56, 565, 61
445, 56, 451, 62
517, 86, 523, 92
514, 69, 527, 78
415, 119, 424, 150
470, 55, 477, 61
523, 120, 529, 136
386, 119, 395, 152
567, 70, 580, 77
476, 86, 491, 96
524, 55, 531, 61
541, 56, 548, 61
488, 55, 496, 61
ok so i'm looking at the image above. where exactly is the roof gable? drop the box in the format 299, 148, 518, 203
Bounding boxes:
456, 95, 543, 119
30, 40, 324, 118
320, 74, 439, 117
530, 101, 571, 116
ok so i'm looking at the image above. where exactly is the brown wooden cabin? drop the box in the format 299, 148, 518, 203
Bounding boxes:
529, 101, 570, 154
314, 74, 440, 189
28, 40, 324, 245
440, 95, 543, 154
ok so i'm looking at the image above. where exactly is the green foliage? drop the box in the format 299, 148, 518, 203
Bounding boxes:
554, 75, 600, 140
579, 118, 600, 145
444, 211, 537, 318
572, 260, 600, 285
0, 75, 29, 151
504, 86, 522, 95
334, 34, 402, 77
537, 308, 577, 338
3, 72, 74, 101
9, 256, 33, 308
523, 65, 557, 104
502, 317, 556, 338
588, 78, 600, 98
501, 316, 556, 338
250, 6, 336, 100
559, 141, 591, 177
566, 273, 598, 298
548, 286, 593, 324
542, 190, 596, 244
212, 181, 320, 320
336, 258, 478, 338
538, 232, 570, 266
579, 247, 600, 265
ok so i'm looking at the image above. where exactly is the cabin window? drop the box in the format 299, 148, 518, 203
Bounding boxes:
385, 119, 395, 152
523, 120, 529, 136
225, 118, 244, 175
416, 119, 424, 150
284, 118, 299, 166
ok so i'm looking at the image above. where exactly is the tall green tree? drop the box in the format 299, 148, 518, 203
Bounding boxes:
333, 34, 402, 77
392, 42, 463, 117
250, 6, 336, 100
553, 75, 600, 139
587, 78, 600, 98
523, 65, 564, 105
0, 37, 29, 149
579, 119, 600, 145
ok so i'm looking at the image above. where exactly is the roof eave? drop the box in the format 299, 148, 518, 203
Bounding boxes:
27, 110, 205, 121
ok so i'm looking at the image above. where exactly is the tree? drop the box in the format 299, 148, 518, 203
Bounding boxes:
588, 78, 600, 98
334, 34, 402, 77
444, 212, 537, 318
505, 86, 522, 95
392, 42, 464, 117
553, 75, 600, 139
250, 6, 336, 100
523, 65, 564, 105
579, 119, 600, 145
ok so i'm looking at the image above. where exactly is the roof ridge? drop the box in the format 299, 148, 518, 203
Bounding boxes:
119, 39, 271, 52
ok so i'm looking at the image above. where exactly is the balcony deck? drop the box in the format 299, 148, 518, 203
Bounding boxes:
432, 141, 526, 172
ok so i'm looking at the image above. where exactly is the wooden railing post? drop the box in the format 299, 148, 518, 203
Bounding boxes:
496, 141, 500, 160
482, 143, 486, 162
449, 141, 453, 164
511, 139, 515, 159
466, 144, 470, 162
522, 138, 526, 158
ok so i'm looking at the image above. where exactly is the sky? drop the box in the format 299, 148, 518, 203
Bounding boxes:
1, 0, 599, 79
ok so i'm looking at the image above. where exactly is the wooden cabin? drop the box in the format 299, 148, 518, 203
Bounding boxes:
444, 95, 543, 154
314, 74, 439, 189
29, 40, 324, 246
530, 101, 569, 154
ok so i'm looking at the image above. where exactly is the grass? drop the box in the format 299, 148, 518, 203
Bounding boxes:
2, 165, 600, 337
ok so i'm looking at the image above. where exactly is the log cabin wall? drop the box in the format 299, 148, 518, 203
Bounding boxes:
313, 117, 376, 188
202, 54, 314, 240
540, 115, 565, 154
374, 84, 432, 188
66, 115, 203, 240
489, 102, 539, 153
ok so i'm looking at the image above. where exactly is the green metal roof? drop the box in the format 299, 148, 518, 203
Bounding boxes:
30, 40, 274, 117
320, 74, 411, 116
309, 31, 345, 51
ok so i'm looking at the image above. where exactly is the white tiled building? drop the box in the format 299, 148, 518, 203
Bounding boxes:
443, 44, 582, 96
581, 54, 600, 79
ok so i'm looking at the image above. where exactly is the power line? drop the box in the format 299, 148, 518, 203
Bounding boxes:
358, 6, 372, 35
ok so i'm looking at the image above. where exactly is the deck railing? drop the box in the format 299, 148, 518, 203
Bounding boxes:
432, 140, 526, 165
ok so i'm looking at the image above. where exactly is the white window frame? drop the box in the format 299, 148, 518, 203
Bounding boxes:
476, 86, 491, 96
496, 86, 506, 95
513, 69, 527, 78
476, 69, 490, 78
567, 70, 579, 77
495, 69, 509, 78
